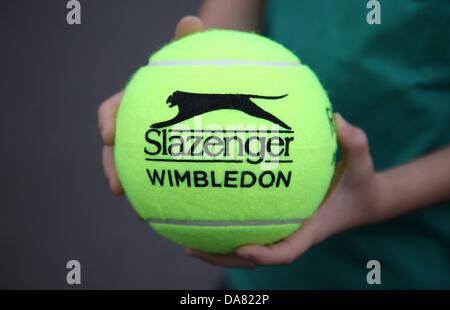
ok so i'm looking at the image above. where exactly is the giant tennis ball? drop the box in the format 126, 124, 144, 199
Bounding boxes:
115, 29, 337, 253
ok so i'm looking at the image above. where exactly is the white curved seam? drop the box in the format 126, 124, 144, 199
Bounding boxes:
147, 60, 302, 67
146, 218, 305, 226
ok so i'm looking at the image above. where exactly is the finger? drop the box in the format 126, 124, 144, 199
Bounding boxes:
174, 15, 205, 40
102, 146, 123, 195
98, 91, 123, 146
236, 244, 296, 266
236, 223, 315, 266
185, 248, 256, 268
335, 113, 370, 163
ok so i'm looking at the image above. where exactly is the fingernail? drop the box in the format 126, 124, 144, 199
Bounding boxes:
336, 113, 352, 136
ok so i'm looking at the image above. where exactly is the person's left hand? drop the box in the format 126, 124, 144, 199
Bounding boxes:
186, 113, 385, 268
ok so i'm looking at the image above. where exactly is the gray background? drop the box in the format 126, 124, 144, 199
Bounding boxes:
0, 0, 223, 289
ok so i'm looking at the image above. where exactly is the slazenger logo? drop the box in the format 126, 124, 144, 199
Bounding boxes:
143, 91, 294, 189
151, 91, 291, 129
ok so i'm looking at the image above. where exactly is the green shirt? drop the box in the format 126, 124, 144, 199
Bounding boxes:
227, 0, 450, 289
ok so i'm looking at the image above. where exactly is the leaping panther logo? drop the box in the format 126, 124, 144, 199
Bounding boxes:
150, 90, 291, 130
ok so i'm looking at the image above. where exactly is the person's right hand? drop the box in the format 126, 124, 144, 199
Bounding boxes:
97, 16, 205, 194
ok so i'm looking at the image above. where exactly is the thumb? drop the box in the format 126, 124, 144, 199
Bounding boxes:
335, 113, 370, 163
174, 15, 205, 40
334, 113, 373, 186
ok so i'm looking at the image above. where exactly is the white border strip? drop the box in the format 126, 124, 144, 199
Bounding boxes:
146, 218, 304, 226
148, 60, 301, 67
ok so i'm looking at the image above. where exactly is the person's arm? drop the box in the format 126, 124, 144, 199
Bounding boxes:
377, 146, 450, 220
199, 0, 265, 32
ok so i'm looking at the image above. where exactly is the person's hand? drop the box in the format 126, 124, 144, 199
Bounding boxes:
186, 113, 385, 268
97, 16, 205, 194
